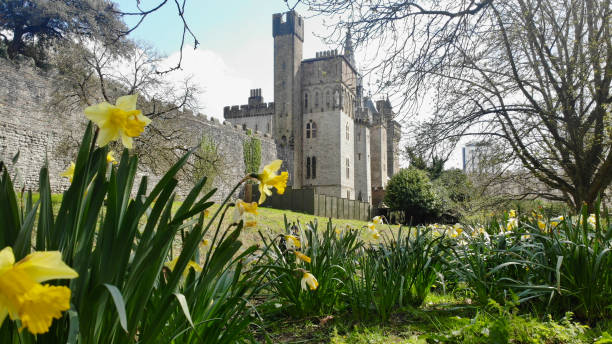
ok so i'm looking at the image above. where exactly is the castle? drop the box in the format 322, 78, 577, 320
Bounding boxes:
224, 10, 401, 204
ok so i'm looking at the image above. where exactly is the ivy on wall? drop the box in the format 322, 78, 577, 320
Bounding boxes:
193, 134, 223, 193
243, 133, 261, 177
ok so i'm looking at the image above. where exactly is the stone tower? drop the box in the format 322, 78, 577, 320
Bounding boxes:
273, 11, 304, 187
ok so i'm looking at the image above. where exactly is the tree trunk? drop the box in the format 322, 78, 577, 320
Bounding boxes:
7, 29, 24, 59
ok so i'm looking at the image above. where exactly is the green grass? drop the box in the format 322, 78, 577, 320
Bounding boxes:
259, 293, 611, 343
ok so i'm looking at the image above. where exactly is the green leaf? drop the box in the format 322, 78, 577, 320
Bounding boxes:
67, 309, 80, 344
174, 293, 194, 328
103, 283, 128, 333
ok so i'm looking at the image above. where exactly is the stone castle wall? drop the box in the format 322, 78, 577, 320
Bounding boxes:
0, 59, 278, 201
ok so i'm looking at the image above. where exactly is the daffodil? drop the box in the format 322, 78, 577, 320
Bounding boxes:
0, 247, 78, 335
372, 216, 383, 224
294, 251, 311, 264
233, 199, 258, 228
301, 272, 319, 291
84, 94, 151, 148
509, 209, 516, 218
60, 162, 75, 182
550, 216, 564, 228
106, 151, 118, 165
587, 214, 596, 228
507, 217, 518, 231
164, 257, 202, 279
537, 220, 546, 231
365, 223, 380, 240
255, 160, 289, 204
285, 235, 301, 250
200, 239, 211, 248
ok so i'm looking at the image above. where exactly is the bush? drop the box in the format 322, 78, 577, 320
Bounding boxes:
384, 168, 441, 224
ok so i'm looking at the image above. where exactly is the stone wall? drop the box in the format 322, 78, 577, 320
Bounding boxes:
0, 58, 278, 201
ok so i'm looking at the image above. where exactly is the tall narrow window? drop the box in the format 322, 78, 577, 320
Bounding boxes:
347, 190, 350, 199
346, 158, 350, 179
304, 93, 308, 112
306, 157, 311, 179
345, 122, 350, 140
357, 131, 361, 141
311, 122, 317, 138
326, 90, 331, 108
315, 92, 319, 108
358, 153, 361, 160
312, 157, 317, 179
306, 122, 311, 139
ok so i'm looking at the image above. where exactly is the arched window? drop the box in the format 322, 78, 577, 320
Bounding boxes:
306, 122, 311, 139
357, 131, 361, 141
315, 92, 319, 108
306, 157, 311, 179
311, 122, 317, 138
345, 122, 350, 140
304, 93, 308, 112
267, 122, 270, 132
312, 157, 317, 179
281, 135, 287, 146
326, 90, 331, 108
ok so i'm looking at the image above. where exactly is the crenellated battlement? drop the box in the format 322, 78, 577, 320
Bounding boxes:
315, 50, 339, 58
223, 89, 275, 119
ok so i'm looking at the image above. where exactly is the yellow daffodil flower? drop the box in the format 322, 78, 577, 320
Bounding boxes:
372, 216, 383, 224
200, 239, 211, 248
285, 235, 301, 250
507, 217, 518, 231
233, 199, 258, 228
550, 216, 564, 228
255, 160, 288, 204
537, 220, 546, 231
587, 214, 596, 228
509, 209, 516, 218
164, 257, 202, 279
0, 247, 78, 335
365, 223, 380, 240
106, 151, 118, 165
84, 94, 151, 149
294, 251, 312, 264
60, 162, 75, 182
301, 272, 319, 291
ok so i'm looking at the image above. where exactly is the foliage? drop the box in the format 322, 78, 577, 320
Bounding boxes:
384, 168, 440, 224
0, 123, 263, 342
192, 134, 224, 194
433, 169, 473, 222
258, 219, 362, 316
243, 134, 262, 176
0, 0, 125, 63
347, 226, 447, 322
445, 207, 612, 321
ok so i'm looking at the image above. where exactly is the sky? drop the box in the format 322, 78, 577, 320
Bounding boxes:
113, 0, 464, 168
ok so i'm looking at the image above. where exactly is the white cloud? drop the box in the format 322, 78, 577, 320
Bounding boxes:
160, 46, 256, 120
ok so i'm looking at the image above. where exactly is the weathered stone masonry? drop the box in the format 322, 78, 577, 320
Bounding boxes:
0, 58, 278, 201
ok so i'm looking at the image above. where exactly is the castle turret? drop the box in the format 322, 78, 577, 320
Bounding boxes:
273, 10, 304, 187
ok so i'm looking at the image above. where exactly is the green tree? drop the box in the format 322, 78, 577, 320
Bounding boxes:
384, 168, 440, 224
0, 0, 124, 63
433, 168, 473, 221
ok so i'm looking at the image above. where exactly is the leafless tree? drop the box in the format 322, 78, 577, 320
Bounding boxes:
301, 0, 612, 210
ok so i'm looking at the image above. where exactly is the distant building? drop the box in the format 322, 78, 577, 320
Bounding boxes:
223, 10, 401, 204
462, 142, 489, 173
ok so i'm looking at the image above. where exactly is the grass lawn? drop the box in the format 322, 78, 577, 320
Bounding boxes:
258, 292, 612, 343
